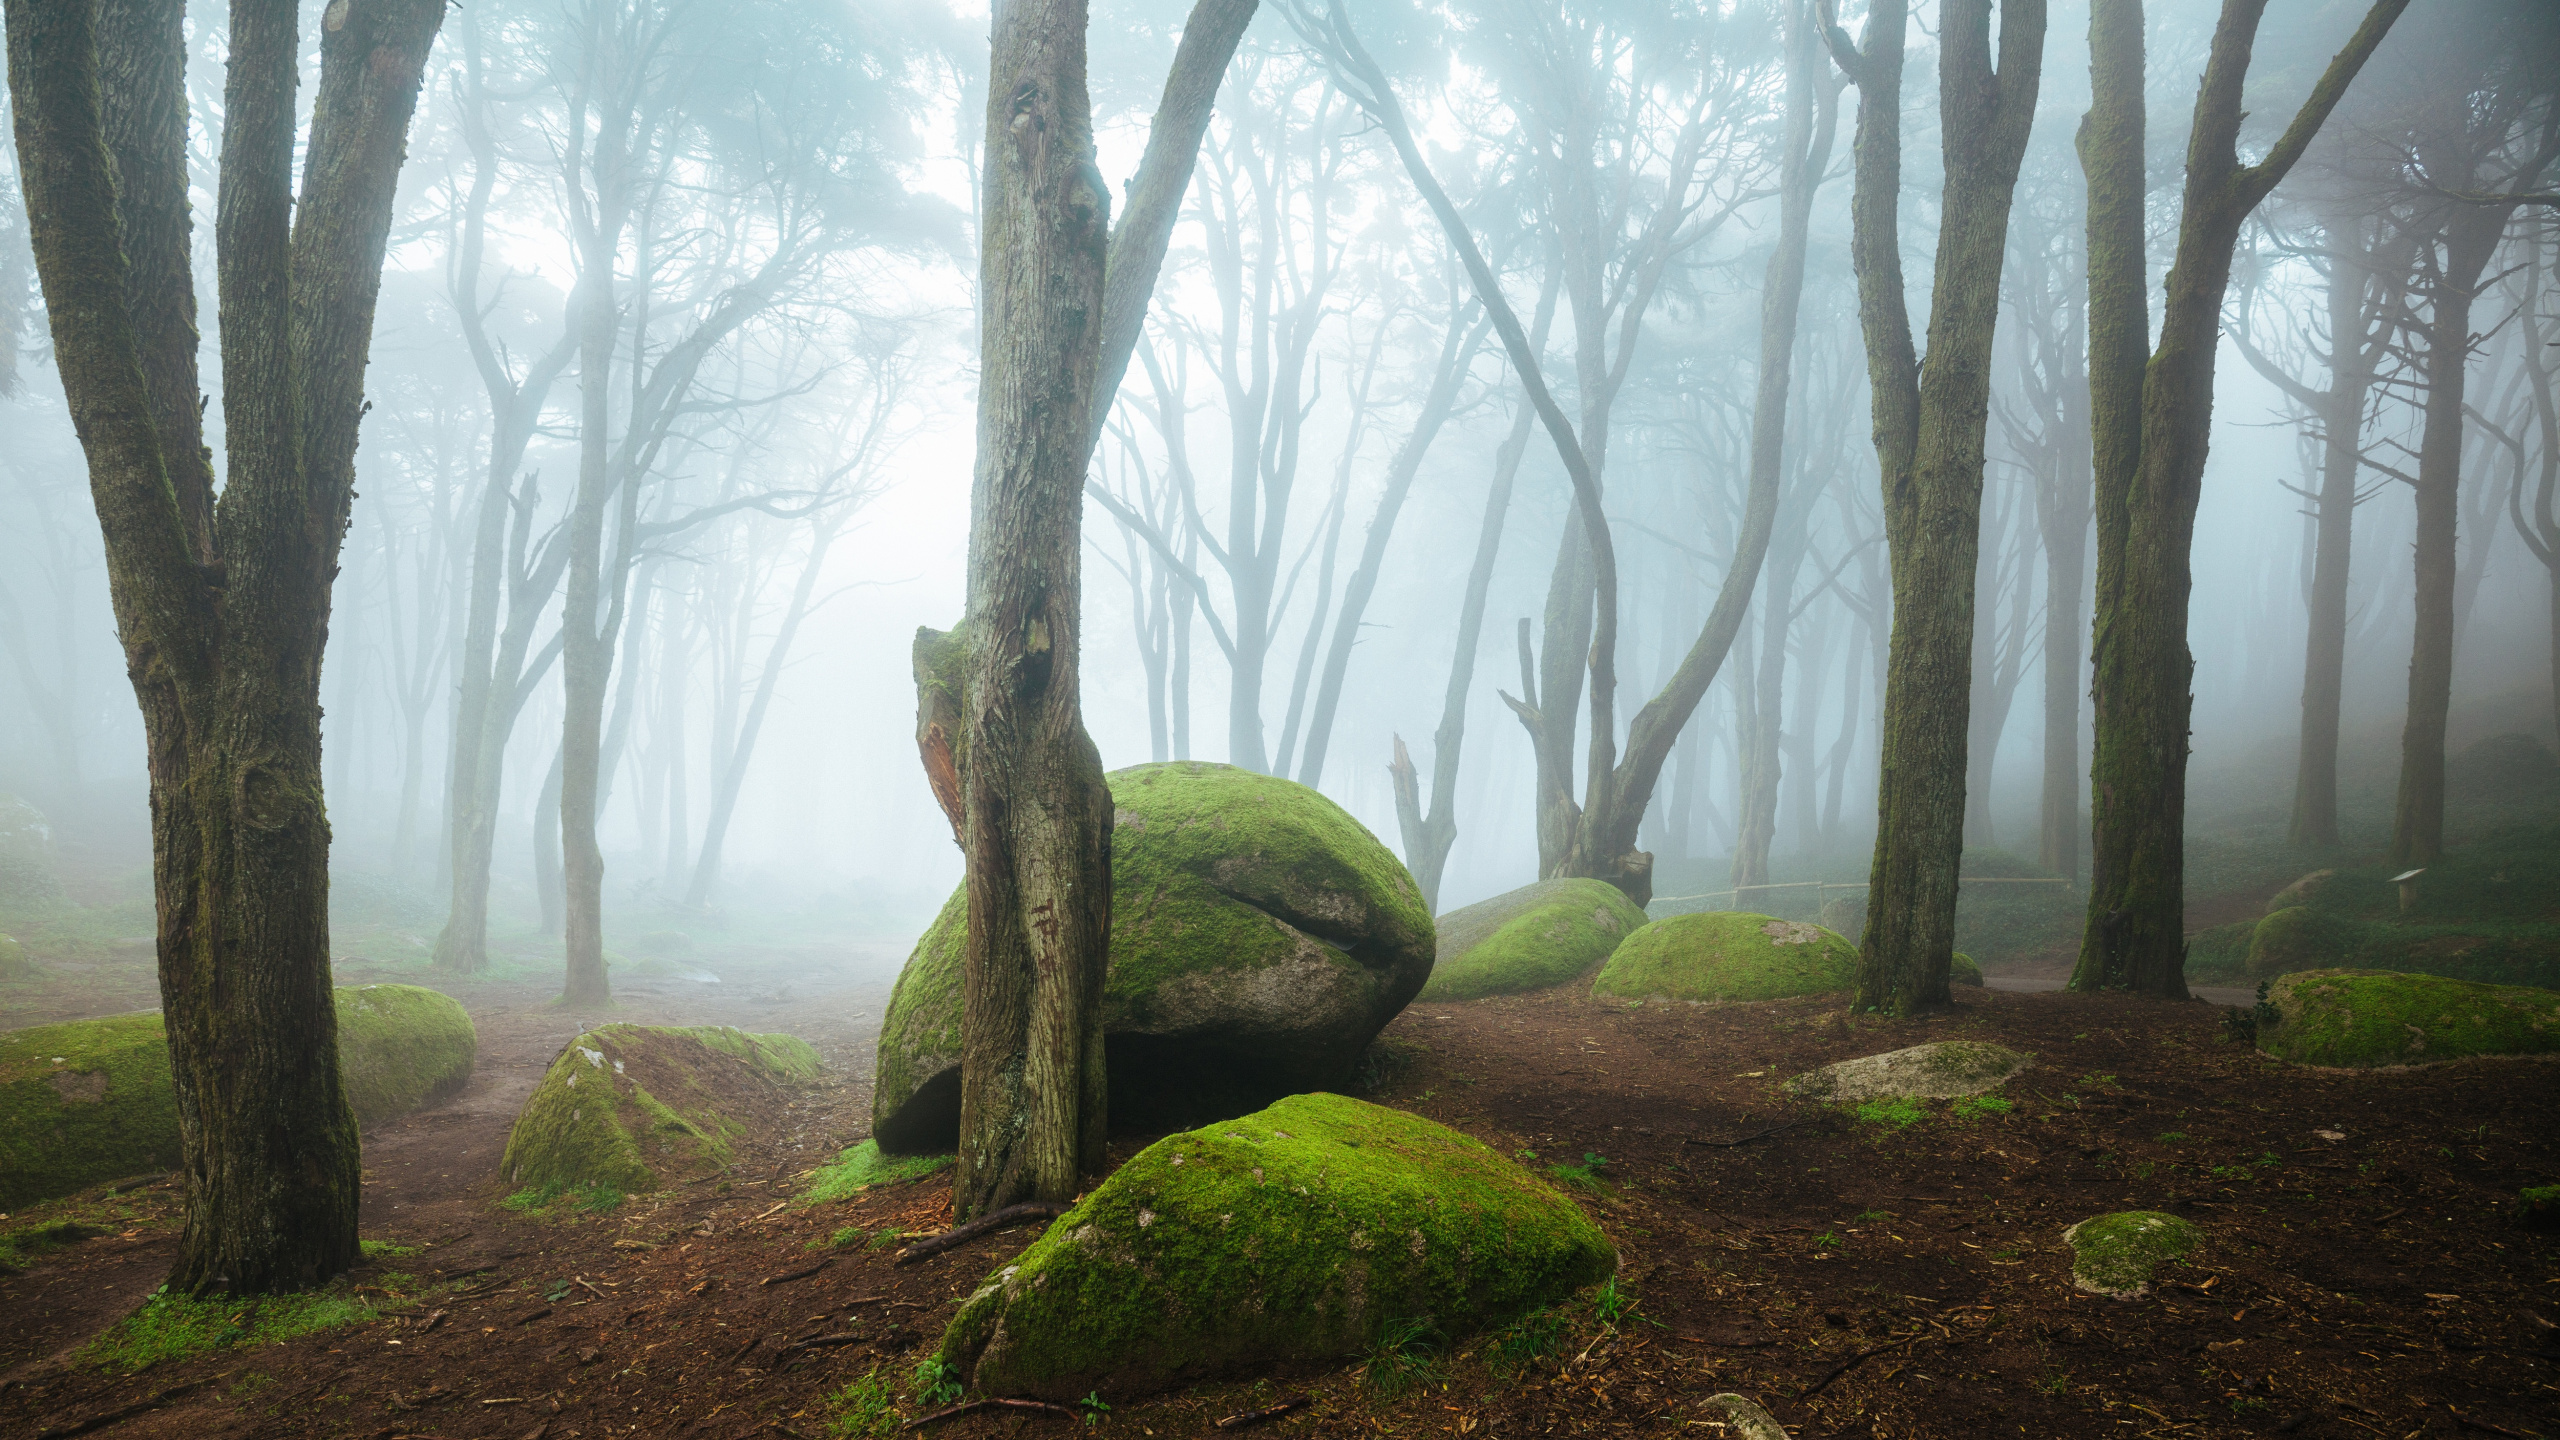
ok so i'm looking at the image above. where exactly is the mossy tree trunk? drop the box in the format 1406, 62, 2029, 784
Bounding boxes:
2514, 247, 2560, 742
2073, 0, 2407, 995
953, 0, 1254, 1220
1821, 0, 2047, 1015
6, 0, 447, 1293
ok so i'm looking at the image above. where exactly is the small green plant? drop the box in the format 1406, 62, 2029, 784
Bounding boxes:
1548, 1152, 1611, 1193
2076, 1073, 2118, 1089
1486, 1307, 1568, 1376
866, 1228, 905, 1252
912, 1355, 965, 1408
2131, 1162, 2156, 1180
2230, 1396, 2271, 1417
1853, 1097, 1926, 1128
2253, 1152, 2281, 1169
545, 1279, 573, 1302
1590, 1277, 1650, 1327
83, 1284, 384, 1372
809, 1226, 867, 1252
1077, 1392, 1111, 1426
1515, 1148, 1540, 1160
501, 1179, 623, 1216
1364, 1316, 1442, 1397
501, 1181, 567, 1213
825, 1367, 902, 1438
803, 1142, 953, 1205
359, 1240, 420, 1260
1856, 1209, 1890, 1222
1992, 1248, 2020, 1261
1814, 1231, 1842, 1248
2156, 1131, 2188, 1143
1950, 1095, 2014, 1119
2037, 1373, 2069, 1396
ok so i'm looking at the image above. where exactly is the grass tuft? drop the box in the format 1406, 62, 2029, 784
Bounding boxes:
84, 1280, 418, 1372
800, 1141, 952, 1204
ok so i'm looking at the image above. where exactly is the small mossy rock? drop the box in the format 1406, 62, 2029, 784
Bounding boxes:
1785, 1040, 2030, 1103
0, 1013, 181, 1210
875, 762, 1434, 1149
2063, 1211, 2199, 1298
938, 1093, 1613, 1398
1591, 912, 1855, 1003
336, 985, 477, 1128
500, 1024, 820, 1197
1950, 952, 1984, 987
2, 986, 480, 1210
2247, 906, 2365, 979
1696, 1395, 1788, 1440
1421, 879, 1648, 1001
2256, 968, 2560, 1068
2264, 869, 2338, 916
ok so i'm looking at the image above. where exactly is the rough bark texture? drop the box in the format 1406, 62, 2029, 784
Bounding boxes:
7, 0, 447, 1293
2074, 0, 2407, 995
1824, 0, 2046, 1014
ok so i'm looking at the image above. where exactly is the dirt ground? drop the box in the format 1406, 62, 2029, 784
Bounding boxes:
2, 966, 2555, 1440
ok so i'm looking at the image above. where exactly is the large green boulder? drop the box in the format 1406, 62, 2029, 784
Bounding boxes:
2247, 906, 2366, 979
874, 763, 1433, 1150
1421, 878, 1647, 1001
0, 984, 477, 1209
938, 1093, 1615, 1398
1591, 911, 1856, 1003
2257, 968, 2560, 1068
499, 1024, 820, 1200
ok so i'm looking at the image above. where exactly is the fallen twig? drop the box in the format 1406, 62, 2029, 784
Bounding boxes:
1683, 1120, 1800, 1148
777, 1332, 865, 1355
895, 1202, 1070, 1265
1675, 1334, 1772, 1348
1798, 1333, 1923, 1399
1214, 1397, 1309, 1430
514, 1306, 553, 1326
760, 1258, 833, 1286
900, 1398, 1078, 1430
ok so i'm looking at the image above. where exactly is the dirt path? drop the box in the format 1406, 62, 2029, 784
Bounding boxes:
3, 982, 2553, 1440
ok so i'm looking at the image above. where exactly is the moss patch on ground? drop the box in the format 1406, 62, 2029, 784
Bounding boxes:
939, 1092, 1615, 1398
801, 1140, 952, 1204
335, 985, 477, 1126
1786, 1041, 2031, 1102
82, 1273, 439, 1372
876, 762, 1434, 1150
1422, 879, 1648, 1002
2063, 1211, 2199, 1298
1592, 912, 1856, 1003
498, 1024, 820, 1203
2256, 968, 2560, 1068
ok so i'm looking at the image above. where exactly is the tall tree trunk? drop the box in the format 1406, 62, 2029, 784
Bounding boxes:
2075, 0, 2407, 994
1824, 0, 2047, 1013
558, 219, 619, 1008
535, 742, 566, 939
9, 0, 445, 1293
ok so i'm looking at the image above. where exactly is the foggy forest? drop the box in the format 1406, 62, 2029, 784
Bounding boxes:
1, 0, 2556, 1436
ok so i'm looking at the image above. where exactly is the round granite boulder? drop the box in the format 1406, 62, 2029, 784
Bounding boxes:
1591, 911, 1856, 1003
1420, 878, 1647, 1001
499, 1024, 820, 1201
873, 763, 1434, 1150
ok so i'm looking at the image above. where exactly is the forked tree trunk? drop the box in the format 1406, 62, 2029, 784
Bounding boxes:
2074, 0, 2407, 995
8, 0, 446, 1294
1824, 0, 2047, 1014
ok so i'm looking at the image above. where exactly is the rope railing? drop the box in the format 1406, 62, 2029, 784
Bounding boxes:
1649, 876, 2076, 910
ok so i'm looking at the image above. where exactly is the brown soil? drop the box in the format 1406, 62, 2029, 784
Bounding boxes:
2, 978, 2553, 1440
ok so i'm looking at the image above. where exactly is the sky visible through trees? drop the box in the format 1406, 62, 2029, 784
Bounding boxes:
1, 0, 2554, 967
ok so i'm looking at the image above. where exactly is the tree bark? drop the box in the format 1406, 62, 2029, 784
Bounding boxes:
1822, 0, 2047, 1014
8, 0, 446, 1294
2074, 0, 2408, 995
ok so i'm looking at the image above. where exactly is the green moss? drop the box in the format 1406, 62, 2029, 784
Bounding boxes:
359, 1240, 420, 1259
2256, 968, 2560, 1068
498, 1024, 818, 1203
2247, 907, 2369, 980
82, 1279, 423, 1372
2520, 1184, 2560, 1231
335, 985, 477, 1126
938, 1093, 1615, 1399
1853, 1098, 1925, 1128
1949, 952, 1984, 987
1422, 879, 1648, 1001
876, 763, 1433, 1149
2185, 920, 2256, 982
0, 1013, 181, 1211
801, 1139, 952, 1204
1591, 912, 1856, 1003
2063, 1211, 2199, 1297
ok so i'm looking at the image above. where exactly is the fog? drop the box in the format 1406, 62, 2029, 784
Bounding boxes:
2, 0, 2553, 983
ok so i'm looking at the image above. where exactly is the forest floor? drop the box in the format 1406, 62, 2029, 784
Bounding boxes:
2, 963, 2553, 1440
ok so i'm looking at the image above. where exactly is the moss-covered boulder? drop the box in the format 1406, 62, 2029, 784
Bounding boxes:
2247, 906, 2366, 979
336, 985, 477, 1126
1786, 1040, 2030, 1103
1950, 952, 1984, 987
2265, 869, 2338, 916
1590, 912, 1855, 1003
2063, 1211, 2199, 1298
0, 1014, 181, 1210
1421, 879, 1647, 1002
2255, 968, 2560, 1068
2, 985, 479, 1210
500, 1024, 820, 1199
1818, 893, 1866, 942
938, 1093, 1614, 1398
875, 762, 1433, 1150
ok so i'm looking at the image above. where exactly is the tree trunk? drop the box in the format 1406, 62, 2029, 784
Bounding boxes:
8, 0, 445, 1294
558, 216, 619, 1008
2076, 0, 2407, 994
1825, 0, 2047, 1013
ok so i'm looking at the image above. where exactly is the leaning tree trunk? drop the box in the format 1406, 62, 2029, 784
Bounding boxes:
557, 231, 619, 1009
1825, 0, 2047, 1014
8, 0, 446, 1294
2074, 0, 2407, 995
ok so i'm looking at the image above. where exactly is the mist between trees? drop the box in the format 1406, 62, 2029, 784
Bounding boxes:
1, 0, 2555, 1248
